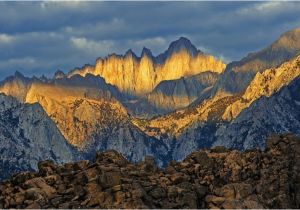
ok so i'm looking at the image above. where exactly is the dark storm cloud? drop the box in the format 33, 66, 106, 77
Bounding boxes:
0, 1, 299, 78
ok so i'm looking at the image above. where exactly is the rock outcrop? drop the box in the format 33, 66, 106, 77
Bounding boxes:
1, 134, 299, 209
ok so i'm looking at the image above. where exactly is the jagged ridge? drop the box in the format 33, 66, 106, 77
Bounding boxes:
67, 37, 225, 96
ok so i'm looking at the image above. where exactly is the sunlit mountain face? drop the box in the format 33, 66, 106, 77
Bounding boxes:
67, 37, 225, 96
1, 28, 300, 165
0, 2, 300, 208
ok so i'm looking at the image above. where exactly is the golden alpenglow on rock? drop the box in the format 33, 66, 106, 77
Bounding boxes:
25, 82, 128, 148
222, 54, 300, 120
67, 37, 225, 96
2, 2, 300, 208
135, 55, 300, 140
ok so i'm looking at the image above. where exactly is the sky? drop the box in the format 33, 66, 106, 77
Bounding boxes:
0, 1, 300, 79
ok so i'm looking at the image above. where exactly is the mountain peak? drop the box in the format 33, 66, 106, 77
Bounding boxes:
54, 70, 66, 79
272, 27, 300, 50
178, 36, 192, 44
141, 47, 153, 58
167, 37, 199, 55
155, 37, 199, 64
125, 49, 137, 59
280, 27, 300, 38
14, 71, 25, 79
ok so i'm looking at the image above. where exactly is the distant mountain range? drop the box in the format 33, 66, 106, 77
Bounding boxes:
1, 28, 300, 180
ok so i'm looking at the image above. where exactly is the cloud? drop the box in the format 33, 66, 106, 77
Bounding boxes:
129, 37, 168, 55
5, 57, 36, 66
236, 1, 300, 17
0, 2, 299, 79
40, 1, 88, 10
237, 2, 283, 15
133, 37, 166, 47
0, 34, 15, 44
0, 57, 37, 76
70, 37, 116, 56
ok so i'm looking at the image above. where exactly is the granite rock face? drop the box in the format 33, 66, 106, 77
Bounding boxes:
214, 73, 300, 150
67, 37, 225, 97
0, 94, 76, 180
0, 134, 299, 209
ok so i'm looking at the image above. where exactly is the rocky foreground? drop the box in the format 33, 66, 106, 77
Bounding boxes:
1, 134, 299, 209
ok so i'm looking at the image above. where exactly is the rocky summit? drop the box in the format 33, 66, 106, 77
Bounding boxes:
1, 134, 299, 209
67, 37, 225, 97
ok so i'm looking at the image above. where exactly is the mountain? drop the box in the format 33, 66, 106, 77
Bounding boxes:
222, 54, 300, 120
175, 55, 300, 159
155, 37, 198, 63
124, 71, 219, 118
1, 134, 299, 209
133, 29, 300, 139
212, 28, 300, 96
0, 72, 124, 104
133, 93, 240, 141
0, 94, 76, 180
134, 28, 300, 137
134, 53, 300, 160
214, 68, 300, 150
2, 30, 300, 180
146, 71, 219, 112
25, 81, 169, 165
0, 73, 169, 166
0, 71, 32, 102
67, 37, 225, 96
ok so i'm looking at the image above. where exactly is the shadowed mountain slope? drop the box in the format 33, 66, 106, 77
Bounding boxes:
0, 94, 76, 180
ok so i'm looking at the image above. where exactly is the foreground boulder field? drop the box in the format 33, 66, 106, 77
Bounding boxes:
0, 134, 299, 209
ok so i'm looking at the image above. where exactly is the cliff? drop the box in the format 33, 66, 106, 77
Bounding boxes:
67, 37, 225, 96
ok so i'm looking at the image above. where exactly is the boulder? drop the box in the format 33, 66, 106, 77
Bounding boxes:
25, 178, 56, 198
99, 171, 121, 189
194, 151, 213, 168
